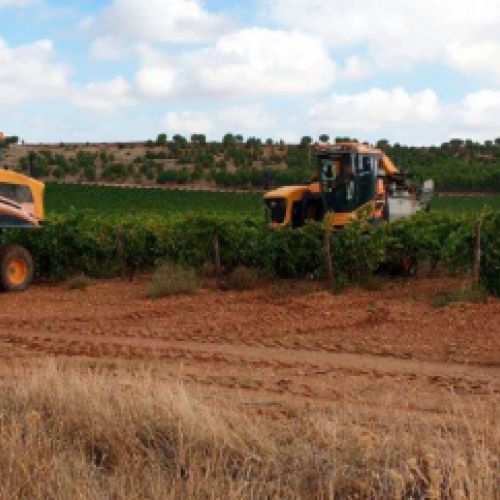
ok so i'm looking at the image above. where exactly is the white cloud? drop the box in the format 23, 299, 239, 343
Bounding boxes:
71, 77, 135, 114
132, 28, 337, 100
447, 42, 500, 82
193, 28, 336, 97
309, 87, 441, 133
220, 104, 275, 131
135, 65, 178, 98
459, 90, 500, 130
269, 0, 500, 77
90, 36, 128, 61
0, 0, 33, 6
97, 0, 230, 44
164, 111, 214, 135
341, 56, 373, 80
164, 104, 277, 137
0, 38, 68, 106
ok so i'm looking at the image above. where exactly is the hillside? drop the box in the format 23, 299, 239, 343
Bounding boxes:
3, 135, 500, 192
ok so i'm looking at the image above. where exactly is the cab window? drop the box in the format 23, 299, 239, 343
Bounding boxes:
265, 198, 287, 224
358, 156, 373, 174
0, 183, 33, 203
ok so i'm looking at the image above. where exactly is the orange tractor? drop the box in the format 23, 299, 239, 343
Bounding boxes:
264, 142, 433, 228
0, 133, 45, 291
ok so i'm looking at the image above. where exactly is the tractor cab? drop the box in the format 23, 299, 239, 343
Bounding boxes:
264, 183, 325, 228
316, 143, 382, 226
0, 169, 45, 227
264, 143, 384, 228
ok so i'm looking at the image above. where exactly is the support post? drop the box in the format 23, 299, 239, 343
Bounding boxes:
116, 225, 127, 280
214, 229, 222, 281
472, 218, 482, 288
323, 224, 333, 287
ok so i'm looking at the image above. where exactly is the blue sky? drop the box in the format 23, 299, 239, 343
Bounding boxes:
1, 0, 500, 145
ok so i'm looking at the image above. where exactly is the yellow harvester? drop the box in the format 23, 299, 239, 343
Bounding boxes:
264, 142, 433, 228
0, 134, 45, 291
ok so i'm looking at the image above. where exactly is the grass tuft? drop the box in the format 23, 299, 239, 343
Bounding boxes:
431, 285, 488, 308
221, 266, 260, 291
149, 262, 200, 299
67, 275, 94, 291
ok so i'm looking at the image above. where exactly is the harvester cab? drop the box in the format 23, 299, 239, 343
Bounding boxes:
264, 142, 433, 228
0, 133, 45, 291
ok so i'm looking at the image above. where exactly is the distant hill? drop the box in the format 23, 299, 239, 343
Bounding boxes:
3, 136, 500, 192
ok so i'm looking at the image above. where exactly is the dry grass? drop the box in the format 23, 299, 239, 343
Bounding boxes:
67, 274, 94, 291
149, 263, 200, 299
221, 266, 261, 291
0, 361, 497, 499
431, 285, 489, 308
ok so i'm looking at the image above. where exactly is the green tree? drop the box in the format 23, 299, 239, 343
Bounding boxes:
156, 133, 167, 146
172, 134, 187, 146
319, 134, 330, 143
376, 139, 390, 150
300, 136, 313, 148
223, 133, 236, 147
191, 134, 206, 145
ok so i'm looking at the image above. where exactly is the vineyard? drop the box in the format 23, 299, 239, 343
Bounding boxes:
45, 184, 263, 217
3, 195, 500, 295
46, 183, 500, 216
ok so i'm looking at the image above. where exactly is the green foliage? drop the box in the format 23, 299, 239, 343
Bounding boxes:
157, 168, 192, 184
432, 196, 500, 213
1, 211, 499, 296
431, 286, 488, 308
156, 133, 167, 146
101, 163, 129, 182
222, 133, 236, 147
191, 134, 206, 145
480, 214, 500, 295
45, 184, 263, 217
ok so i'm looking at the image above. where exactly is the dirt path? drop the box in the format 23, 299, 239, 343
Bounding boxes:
0, 276, 498, 418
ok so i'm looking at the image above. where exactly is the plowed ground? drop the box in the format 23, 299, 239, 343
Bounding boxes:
0, 277, 498, 419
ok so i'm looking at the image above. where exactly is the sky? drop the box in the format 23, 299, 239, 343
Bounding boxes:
1, 0, 500, 145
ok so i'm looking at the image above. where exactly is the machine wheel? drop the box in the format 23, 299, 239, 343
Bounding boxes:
0, 245, 34, 292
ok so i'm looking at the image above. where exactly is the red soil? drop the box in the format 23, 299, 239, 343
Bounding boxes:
0, 276, 498, 417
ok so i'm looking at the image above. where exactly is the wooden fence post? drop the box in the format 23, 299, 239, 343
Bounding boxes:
323, 224, 333, 287
213, 229, 222, 281
472, 218, 482, 288
116, 225, 127, 280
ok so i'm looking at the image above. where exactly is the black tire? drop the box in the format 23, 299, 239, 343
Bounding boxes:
0, 245, 34, 292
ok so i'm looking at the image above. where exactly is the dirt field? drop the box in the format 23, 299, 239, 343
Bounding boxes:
0, 276, 498, 422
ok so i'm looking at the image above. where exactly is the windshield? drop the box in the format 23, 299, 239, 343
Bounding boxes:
265, 198, 287, 223
0, 183, 33, 204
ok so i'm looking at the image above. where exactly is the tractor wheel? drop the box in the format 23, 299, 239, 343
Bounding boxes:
0, 245, 34, 292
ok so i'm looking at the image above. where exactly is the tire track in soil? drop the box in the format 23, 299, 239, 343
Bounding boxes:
0, 277, 499, 421
2, 331, 498, 396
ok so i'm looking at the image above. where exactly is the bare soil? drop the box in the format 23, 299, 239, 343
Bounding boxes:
0, 277, 498, 419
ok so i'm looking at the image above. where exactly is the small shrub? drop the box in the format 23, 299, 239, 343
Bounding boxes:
222, 266, 260, 291
200, 261, 216, 278
67, 275, 93, 291
431, 285, 488, 308
360, 275, 384, 292
149, 263, 200, 298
